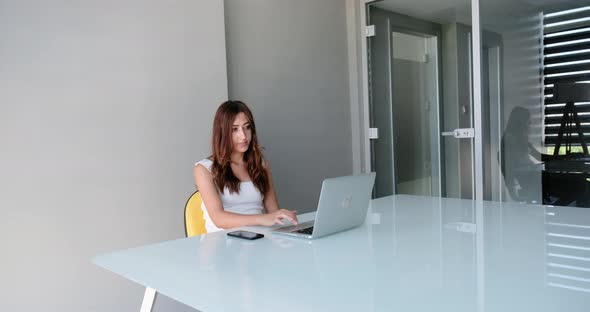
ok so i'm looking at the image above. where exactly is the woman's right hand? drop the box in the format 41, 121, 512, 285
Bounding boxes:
259, 209, 298, 226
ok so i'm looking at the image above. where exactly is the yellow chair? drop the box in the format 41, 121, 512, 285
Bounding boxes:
184, 191, 207, 237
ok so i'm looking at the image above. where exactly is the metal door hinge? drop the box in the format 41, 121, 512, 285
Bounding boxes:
365, 25, 375, 37
369, 127, 379, 139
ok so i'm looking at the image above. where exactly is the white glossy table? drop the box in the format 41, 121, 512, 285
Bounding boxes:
94, 195, 590, 311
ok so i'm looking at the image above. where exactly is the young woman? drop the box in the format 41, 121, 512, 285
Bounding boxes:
193, 101, 298, 232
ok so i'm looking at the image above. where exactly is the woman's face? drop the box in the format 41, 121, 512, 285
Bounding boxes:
231, 112, 252, 153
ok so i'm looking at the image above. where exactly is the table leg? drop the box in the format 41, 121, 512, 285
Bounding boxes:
140, 287, 157, 312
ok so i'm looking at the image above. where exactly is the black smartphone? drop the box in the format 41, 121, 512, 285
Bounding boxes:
227, 230, 264, 240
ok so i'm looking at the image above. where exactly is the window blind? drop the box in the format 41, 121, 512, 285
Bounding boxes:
543, 6, 590, 146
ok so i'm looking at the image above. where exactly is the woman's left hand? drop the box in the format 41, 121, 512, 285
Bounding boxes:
261, 209, 298, 226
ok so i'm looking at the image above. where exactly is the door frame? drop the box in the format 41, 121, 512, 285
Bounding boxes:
368, 7, 445, 197
357, 0, 485, 200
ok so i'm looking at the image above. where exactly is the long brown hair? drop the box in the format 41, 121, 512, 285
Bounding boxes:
210, 100, 269, 195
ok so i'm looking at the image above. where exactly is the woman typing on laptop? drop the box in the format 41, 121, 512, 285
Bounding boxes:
193, 101, 298, 232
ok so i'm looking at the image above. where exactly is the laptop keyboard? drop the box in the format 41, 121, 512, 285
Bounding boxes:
295, 226, 314, 235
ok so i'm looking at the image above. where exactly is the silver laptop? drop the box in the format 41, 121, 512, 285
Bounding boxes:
272, 173, 376, 239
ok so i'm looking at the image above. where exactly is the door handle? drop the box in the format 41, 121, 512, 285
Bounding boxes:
441, 128, 474, 139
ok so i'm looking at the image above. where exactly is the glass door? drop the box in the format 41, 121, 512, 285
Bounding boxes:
367, 0, 475, 199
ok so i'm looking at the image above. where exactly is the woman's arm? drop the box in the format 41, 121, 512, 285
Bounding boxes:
263, 164, 280, 213
528, 142, 550, 162
193, 164, 297, 229
263, 163, 298, 225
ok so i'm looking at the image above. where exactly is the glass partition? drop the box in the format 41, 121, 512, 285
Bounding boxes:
479, 0, 590, 207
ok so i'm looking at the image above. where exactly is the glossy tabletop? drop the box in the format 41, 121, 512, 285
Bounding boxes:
94, 195, 590, 311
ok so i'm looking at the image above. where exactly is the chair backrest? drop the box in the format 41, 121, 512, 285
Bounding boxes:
184, 191, 207, 237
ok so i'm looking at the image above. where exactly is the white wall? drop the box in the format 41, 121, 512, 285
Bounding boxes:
0, 1, 227, 311
224, 0, 353, 213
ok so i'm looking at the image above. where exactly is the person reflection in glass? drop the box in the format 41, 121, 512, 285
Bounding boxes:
501, 106, 546, 202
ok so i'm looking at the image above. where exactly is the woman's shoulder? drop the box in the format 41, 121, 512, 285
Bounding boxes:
194, 158, 214, 172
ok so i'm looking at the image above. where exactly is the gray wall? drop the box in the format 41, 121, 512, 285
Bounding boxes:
224, 0, 353, 213
0, 1, 227, 311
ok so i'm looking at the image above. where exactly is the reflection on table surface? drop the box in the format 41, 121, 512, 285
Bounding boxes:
94, 195, 590, 312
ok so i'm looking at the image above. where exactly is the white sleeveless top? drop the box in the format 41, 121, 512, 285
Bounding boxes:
194, 159, 264, 232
